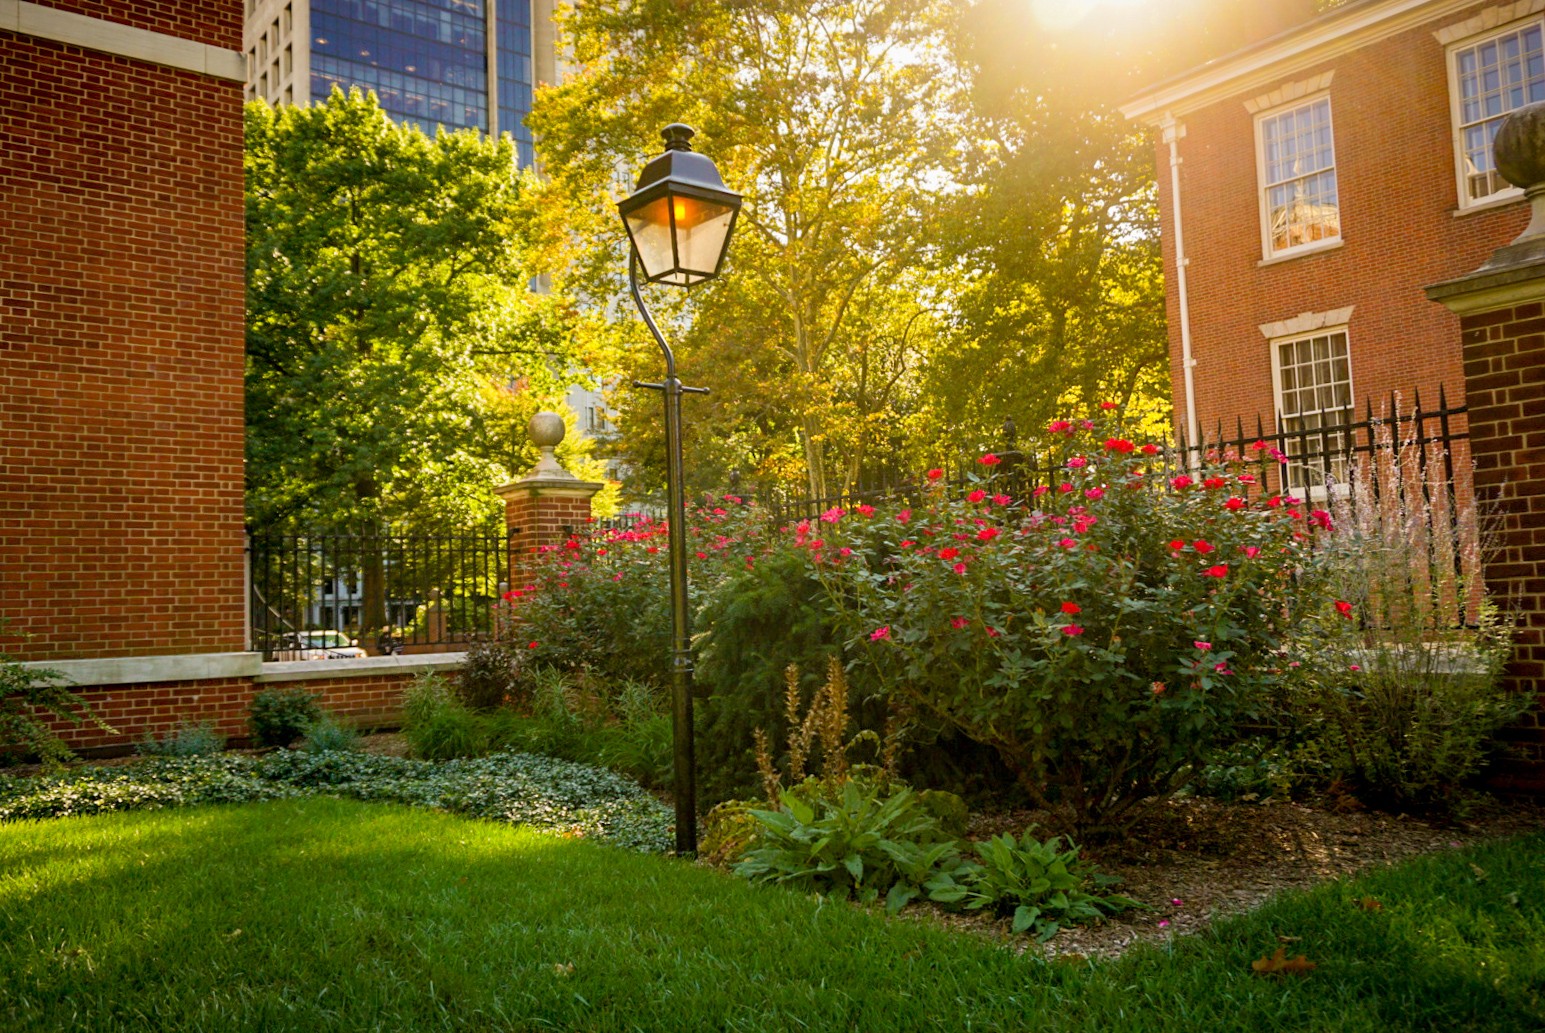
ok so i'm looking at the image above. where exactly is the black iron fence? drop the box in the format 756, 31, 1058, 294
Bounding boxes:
749, 391, 1469, 520
248, 531, 510, 659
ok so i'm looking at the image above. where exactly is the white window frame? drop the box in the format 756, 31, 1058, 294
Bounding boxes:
1254, 92, 1342, 261
1269, 325, 1356, 498
1447, 15, 1545, 209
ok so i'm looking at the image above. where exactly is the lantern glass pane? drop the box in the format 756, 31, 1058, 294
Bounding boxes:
671, 195, 736, 277
624, 195, 676, 281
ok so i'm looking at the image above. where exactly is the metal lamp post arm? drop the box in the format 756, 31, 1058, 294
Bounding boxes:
628, 248, 698, 856
630, 251, 676, 379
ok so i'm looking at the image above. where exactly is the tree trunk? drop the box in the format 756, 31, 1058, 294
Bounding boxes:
353, 473, 389, 635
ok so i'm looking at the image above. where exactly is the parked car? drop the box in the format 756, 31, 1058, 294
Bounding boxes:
274, 630, 367, 661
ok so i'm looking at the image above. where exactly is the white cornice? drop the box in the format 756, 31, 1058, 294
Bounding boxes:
0, 0, 245, 81
1433, 0, 1545, 43
1121, 0, 1482, 124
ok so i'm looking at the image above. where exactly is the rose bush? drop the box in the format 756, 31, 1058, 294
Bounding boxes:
800, 418, 1325, 833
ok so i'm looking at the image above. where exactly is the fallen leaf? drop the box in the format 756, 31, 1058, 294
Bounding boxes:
1353, 897, 1383, 911
1252, 947, 1317, 976
1276, 934, 1302, 944
552, 963, 575, 977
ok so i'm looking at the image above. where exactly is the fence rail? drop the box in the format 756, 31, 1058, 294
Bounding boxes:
248, 531, 509, 660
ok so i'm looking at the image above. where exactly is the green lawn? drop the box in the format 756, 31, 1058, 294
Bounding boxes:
2, 798, 1541, 1032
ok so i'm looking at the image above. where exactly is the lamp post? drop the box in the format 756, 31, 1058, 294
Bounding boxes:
617, 123, 741, 856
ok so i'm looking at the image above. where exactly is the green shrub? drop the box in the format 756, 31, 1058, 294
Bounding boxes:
917, 788, 971, 839
458, 637, 526, 711
1291, 438, 1529, 806
1188, 737, 1294, 802
300, 713, 361, 754
1, 630, 113, 768
405, 699, 490, 761
735, 782, 976, 915
402, 671, 456, 726
593, 679, 672, 787
248, 688, 323, 748
1291, 619, 1525, 806
931, 830, 1140, 941
135, 721, 226, 758
695, 548, 849, 801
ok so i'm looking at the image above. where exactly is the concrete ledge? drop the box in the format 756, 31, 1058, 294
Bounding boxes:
256, 652, 466, 683
24, 652, 264, 687
0, 0, 246, 80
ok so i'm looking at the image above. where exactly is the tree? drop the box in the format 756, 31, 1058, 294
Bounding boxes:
245, 89, 594, 628
911, 0, 1328, 446
531, 0, 955, 500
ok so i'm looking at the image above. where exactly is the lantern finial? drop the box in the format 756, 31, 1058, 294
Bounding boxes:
662, 123, 696, 152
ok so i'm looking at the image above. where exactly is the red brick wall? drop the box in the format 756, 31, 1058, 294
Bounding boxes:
1154, 2, 1529, 436
503, 491, 597, 590
27, 0, 241, 50
1459, 300, 1545, 789
49, 669, 456, 752
0, 7, 246, 661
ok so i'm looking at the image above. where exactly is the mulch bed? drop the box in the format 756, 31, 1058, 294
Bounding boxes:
954, 794, 1545, 958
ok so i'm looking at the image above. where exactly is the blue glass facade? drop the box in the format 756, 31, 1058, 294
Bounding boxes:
496, 2, 534, 167
309, 0, 534, 162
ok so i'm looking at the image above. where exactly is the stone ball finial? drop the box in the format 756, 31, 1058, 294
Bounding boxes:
529, 412, 566, 449
1494, 102, 1545, 246
520, 411, 575, 482
1495, 102, 1545, 190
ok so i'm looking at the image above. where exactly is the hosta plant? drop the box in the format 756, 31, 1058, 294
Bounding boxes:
734, 781, 975, 915
930, 830, 1139, 941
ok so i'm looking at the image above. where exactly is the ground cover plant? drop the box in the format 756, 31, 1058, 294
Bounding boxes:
0, 750, 671, 852
1, 800, 1540, 1032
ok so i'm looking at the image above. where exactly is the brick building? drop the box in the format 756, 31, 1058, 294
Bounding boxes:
1120, 0, 1537, 470
1, 1, 248, 664
0, 1, 460, 748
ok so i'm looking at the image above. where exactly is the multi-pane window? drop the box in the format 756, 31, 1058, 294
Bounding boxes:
1453, 22, 1545, 204
1258, 97, 1340, 257
1274, 330, 1353, 493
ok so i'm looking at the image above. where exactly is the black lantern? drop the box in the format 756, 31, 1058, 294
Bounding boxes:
619, 124, 741, 286
617, 124, 740, 856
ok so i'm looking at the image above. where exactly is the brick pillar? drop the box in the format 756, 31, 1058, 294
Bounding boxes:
493, 412, 604, 596
1426, 104, 1545, 789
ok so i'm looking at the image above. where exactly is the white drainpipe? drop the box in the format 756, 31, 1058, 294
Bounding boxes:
1160, 113, 1201, 460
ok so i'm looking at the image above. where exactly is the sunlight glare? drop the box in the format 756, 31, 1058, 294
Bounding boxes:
1031, 0, 1148, 33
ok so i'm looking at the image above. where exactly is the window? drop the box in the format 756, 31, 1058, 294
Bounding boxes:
1451, 20, 1545, 205
1273, 329, 1354, 493
1256, 96, 1340, 258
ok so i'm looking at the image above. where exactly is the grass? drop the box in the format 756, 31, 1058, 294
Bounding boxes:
2, 798, 1542, 1032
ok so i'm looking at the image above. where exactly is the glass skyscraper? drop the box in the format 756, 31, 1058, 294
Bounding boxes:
243, 0, 546, 166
